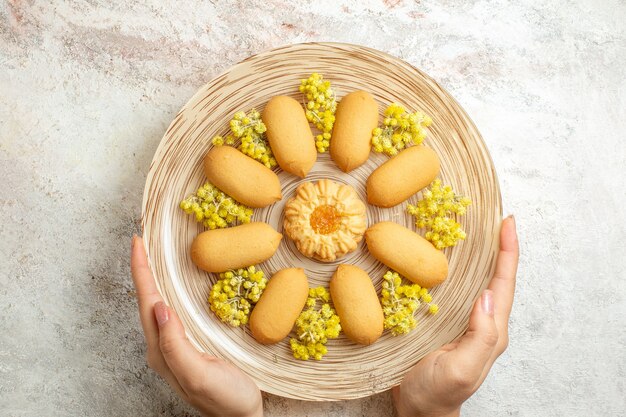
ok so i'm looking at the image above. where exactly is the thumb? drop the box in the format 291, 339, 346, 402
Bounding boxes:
154, 302, 206, 389
445, 290, 498, 390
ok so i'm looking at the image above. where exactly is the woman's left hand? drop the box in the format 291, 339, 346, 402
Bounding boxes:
131, 236, 263, 417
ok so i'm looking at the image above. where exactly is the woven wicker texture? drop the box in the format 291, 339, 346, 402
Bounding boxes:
141, 42, 501, 400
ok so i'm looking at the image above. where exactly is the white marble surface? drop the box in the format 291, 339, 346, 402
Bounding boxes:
1, 1, 625, 416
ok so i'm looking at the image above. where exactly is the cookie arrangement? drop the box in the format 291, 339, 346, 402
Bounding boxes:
179, 73, 471, 361
142, 43, 502, 399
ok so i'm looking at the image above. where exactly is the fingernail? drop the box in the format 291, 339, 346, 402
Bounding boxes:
482, 290, 494, 316
154, 302, 169, 326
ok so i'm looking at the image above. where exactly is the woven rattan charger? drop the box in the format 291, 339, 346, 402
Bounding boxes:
141, 42, 501, 400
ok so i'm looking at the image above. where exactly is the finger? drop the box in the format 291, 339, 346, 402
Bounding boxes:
130, 235, 160, 299
444, 290, 498, 391
475, 217, 519, 381
154, 301, 208, 390
438, 340, 460, 352
131, 237, 190, 399
488, 215, 519, 328
130, 236, 163, 351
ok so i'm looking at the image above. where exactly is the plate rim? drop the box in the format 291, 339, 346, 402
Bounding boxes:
140, 41, 502, 400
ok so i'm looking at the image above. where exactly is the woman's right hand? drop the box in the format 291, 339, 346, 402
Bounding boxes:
393, 216, 519, 417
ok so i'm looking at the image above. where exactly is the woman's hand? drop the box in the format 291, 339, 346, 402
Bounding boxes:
393, 216, 519, 417
130, 236, 263, 417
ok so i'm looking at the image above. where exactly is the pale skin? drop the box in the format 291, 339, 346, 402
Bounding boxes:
130, 236, 263, 417
130, 216, 518, 417
393, 215, 519, 417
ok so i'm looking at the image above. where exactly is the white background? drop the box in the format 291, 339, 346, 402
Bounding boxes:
1, 1, 624, 416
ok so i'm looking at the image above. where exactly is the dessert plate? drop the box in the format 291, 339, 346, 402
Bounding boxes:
141, 42, 501, 400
